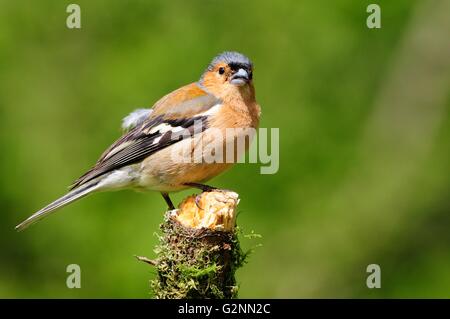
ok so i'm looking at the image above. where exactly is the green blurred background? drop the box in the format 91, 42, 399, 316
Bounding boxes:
0, 0, 449, 298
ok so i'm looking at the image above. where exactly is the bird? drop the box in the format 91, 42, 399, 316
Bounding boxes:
16, 51, 261, 231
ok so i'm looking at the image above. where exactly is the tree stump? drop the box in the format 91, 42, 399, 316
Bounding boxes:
148, 190, 247, 299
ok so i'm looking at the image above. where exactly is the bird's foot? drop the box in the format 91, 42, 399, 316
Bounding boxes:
184, 182, 217, 192
183, 183, 234, 210
194, 194, 204, 210
161, 192, 175, 210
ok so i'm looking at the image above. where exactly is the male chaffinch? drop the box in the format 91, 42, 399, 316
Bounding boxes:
16, 51, 260, 230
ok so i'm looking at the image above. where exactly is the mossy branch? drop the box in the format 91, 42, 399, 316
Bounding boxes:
144, 190, 248, 299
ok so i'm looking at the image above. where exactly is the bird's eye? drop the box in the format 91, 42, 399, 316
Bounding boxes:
218, 67, 225, 75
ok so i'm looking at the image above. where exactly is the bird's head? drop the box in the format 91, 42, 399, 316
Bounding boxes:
199, 51, 254, 100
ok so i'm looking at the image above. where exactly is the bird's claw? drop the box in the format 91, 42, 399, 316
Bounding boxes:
194, 188, 233, 210
195, 194, 203, 210
194, 187, 216, 210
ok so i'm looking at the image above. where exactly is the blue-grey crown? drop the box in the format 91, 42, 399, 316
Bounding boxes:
207, 51, 253, 71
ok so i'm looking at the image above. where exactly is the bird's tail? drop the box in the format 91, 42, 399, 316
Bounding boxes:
15, 180, 101, 231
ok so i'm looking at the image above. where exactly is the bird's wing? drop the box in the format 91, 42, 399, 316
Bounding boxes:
151, 82, 220, 118
70, 83, 221, 189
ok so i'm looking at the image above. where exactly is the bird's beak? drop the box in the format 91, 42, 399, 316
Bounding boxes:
230, 68, 249, 86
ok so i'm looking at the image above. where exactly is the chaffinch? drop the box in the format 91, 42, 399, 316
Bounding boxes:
16, 51, 260, 230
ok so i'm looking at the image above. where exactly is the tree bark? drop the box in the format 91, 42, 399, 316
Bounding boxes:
149, 190, 246, 299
